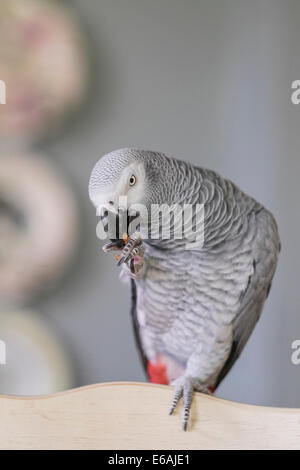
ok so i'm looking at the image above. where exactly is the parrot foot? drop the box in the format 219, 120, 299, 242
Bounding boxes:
117, 237, 145, 267
169, 376, 210, 431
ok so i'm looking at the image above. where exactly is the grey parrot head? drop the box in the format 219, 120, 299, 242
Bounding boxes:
89, 148, 172, 213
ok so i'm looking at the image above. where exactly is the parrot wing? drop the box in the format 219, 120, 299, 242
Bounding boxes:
215, 207, 280, 388
215, 246, 278, 389
215, 282, 269, 387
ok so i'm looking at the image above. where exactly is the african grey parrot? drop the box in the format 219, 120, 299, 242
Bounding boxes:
89, 148, 280, 430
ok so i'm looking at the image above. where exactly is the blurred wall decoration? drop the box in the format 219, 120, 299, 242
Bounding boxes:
0, 0, 89, 143
0, 0, 91, 395
0, 153, 79, 305
0, 311, 73, 395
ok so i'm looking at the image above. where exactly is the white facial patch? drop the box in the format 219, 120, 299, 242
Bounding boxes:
91, 162, 146, 213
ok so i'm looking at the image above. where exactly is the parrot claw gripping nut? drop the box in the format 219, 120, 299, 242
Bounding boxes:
103, 235, 145, 279
89, 149, 280, 431
117, 237, 145, 267
118, 236, 146, 280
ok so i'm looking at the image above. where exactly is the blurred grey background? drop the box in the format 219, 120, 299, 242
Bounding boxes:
28, 0, 300, 406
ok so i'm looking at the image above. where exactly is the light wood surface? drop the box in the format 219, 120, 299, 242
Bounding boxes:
0, 381, 299, 450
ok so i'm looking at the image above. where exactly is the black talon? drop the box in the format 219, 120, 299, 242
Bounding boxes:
117, 256, 126, 266
123, 254, 132, 264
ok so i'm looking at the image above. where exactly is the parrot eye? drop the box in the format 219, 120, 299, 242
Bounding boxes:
129, 175, 136, 186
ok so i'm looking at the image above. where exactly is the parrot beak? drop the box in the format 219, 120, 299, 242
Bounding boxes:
103, 240, 124, 252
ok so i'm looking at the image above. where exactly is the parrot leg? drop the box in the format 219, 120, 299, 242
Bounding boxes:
169, 328, 231, 430
169, 376, 212, 431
